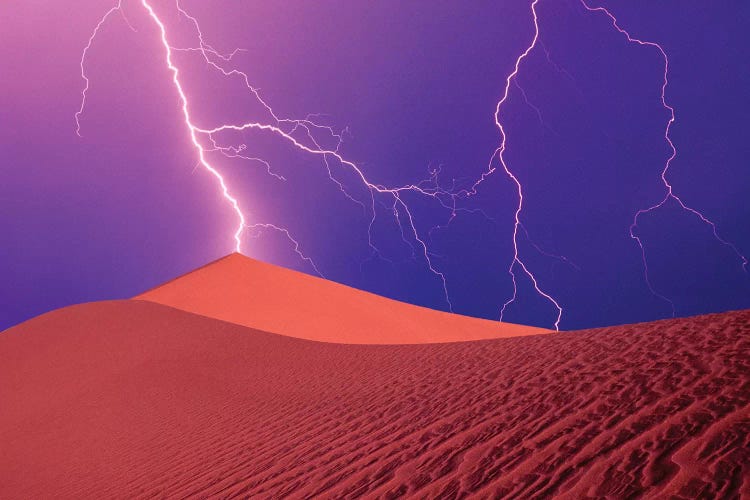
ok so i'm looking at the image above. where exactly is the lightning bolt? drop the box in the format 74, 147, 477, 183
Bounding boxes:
470, 0, 564, 330
77, 1, 249, 254
76, 0, 458, 311
580, 0, 749, 315
139, 0, 249, 254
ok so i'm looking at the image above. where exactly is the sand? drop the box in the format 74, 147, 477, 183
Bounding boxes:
1, 297, 747, 498
136, 253, 550, 344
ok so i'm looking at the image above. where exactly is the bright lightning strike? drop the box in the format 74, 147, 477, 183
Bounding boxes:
78, 1, 248, 253
466, 0, 564, 330
76, 0, 459, 312
140, 0, 247, 254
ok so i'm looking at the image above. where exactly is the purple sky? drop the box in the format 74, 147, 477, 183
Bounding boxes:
2, 0, 749, 331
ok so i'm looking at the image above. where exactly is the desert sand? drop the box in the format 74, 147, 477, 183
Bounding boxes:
1, 256, 748, 498
137, 253, 550, 343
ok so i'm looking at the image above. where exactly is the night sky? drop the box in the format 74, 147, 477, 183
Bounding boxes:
2, 0, 748, 331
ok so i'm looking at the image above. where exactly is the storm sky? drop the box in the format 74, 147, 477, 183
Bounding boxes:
2, 0, 748, 330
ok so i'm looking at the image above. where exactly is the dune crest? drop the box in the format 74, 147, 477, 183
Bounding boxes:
136, 253, 549, 343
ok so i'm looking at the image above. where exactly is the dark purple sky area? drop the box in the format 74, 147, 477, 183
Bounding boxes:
2, 0, 748, 331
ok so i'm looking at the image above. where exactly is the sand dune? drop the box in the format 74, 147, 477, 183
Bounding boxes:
1, 298, 747, 498
136, 253, 549, 343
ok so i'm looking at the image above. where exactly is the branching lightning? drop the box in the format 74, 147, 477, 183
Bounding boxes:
483, 0, 563, 330
140, 0, 248, 253
75, 0, 746, 330
429, 0, 562, 329
246, 223, 324, 278
77, 0, 460, 312
75, 0, 133, 137
581, 0, 748, 315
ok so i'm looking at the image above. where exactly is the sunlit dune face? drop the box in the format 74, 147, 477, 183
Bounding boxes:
136, 253, 550, 344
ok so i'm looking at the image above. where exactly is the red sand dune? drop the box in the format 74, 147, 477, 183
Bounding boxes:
1, 259, 748, 499
136, 253, 549, 343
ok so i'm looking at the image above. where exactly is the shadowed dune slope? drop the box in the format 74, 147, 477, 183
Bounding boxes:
136, 253, 549, 343
1, 301, 748, 499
